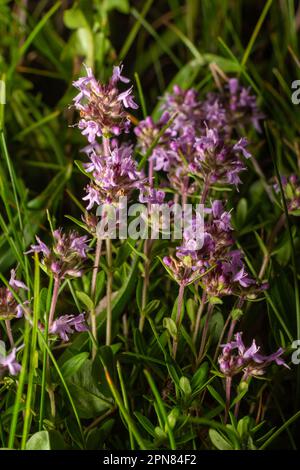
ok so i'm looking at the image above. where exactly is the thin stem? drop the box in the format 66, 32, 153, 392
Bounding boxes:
172, 282, 185, 359
90, 238, 102, 358
106, 238, 113, 346
213, 313, 232, 362
200, 176, 210, 205
192, 291, 206, 344
139, 241, 150, 332
224, 376, 232, 424
46, 277, 60, 423
48, 277, 60, 328
139, 158, 154, 332
234, 397, 241, 420
102, 136, 111, 155
226, 298, 245, 343
5, 320, 14, 347
91, 238, 102, 298
39, 276, 52, 431
197, 303, 214, 363
226, 319, 237, 343
234, 372, 249, 420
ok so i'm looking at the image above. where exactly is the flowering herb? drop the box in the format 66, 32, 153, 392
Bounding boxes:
27, 229, 89, 280
219, 332, 289, 378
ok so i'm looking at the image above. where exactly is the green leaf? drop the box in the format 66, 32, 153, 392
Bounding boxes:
134, 411, 156, 438
191, 362, 209, 392
236, 198, 248, 228
76, 291, 94, 311
186, 298, 197, 323
60, 353, 89, 380
67, 360, 113, 419
254, 231, 268, 257
209, 429, 233, 450
179, 376, 192, 397
64, 8, 88, 29
143, 299, 160, 316
208, 296, 223, 305
163, 317, 177, 339
207, 385, 225, 407
26, 431, 65, 450
231, 308, 243, 321
167, 408, 180, 430
86, 419, 115, 450
103, 0, 130, 13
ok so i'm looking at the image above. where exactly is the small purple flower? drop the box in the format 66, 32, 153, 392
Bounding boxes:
9, 269, 28, 291
49, 313, 88, 341
83, 185, 101, 210
0, 341, 22, 376
211, 200, 232, 232
111, 63, 130, 85
117, 86, 138, 109
78, 119, 102, 143
26, 236, 50, 257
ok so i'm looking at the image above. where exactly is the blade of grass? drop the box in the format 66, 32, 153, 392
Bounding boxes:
117, 361, 135, 450
134, 72, 147, 119
38, 276, 53, 431
266, 124, 300, 341
119, 0, 154, 60
260, 409, 300, 449
37, 331, 85, 448
7, 1, 62, 80
241, 0, 273, 67
15, 110, 60, 140
131, 7, 182, 69
103, 364, 146, 450
144, 368, 176, 450
21, 253, 40, 448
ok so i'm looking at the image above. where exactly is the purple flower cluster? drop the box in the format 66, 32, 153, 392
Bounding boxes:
0, 269, 28, 320
48, 313, 88, 342
204, 78, 264, 133
83, 142, 143, 208
163, 200, 266, 297
72, 64, 143, 211
219, 332, 289, 378
27, 229, 89, 280
135, 79, 262, 192
190, 129, 251, 186
73, 64, 137, 141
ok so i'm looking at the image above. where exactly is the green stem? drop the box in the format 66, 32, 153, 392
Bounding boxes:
106, 238, 113, 346
91, 237, 102, 357
172, 282, 185, 359
197, 303, 214, 363
192, 291, 206, 344
224, 376, 232, 424
39, 276, 53, 431
21, 253, 40, 448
